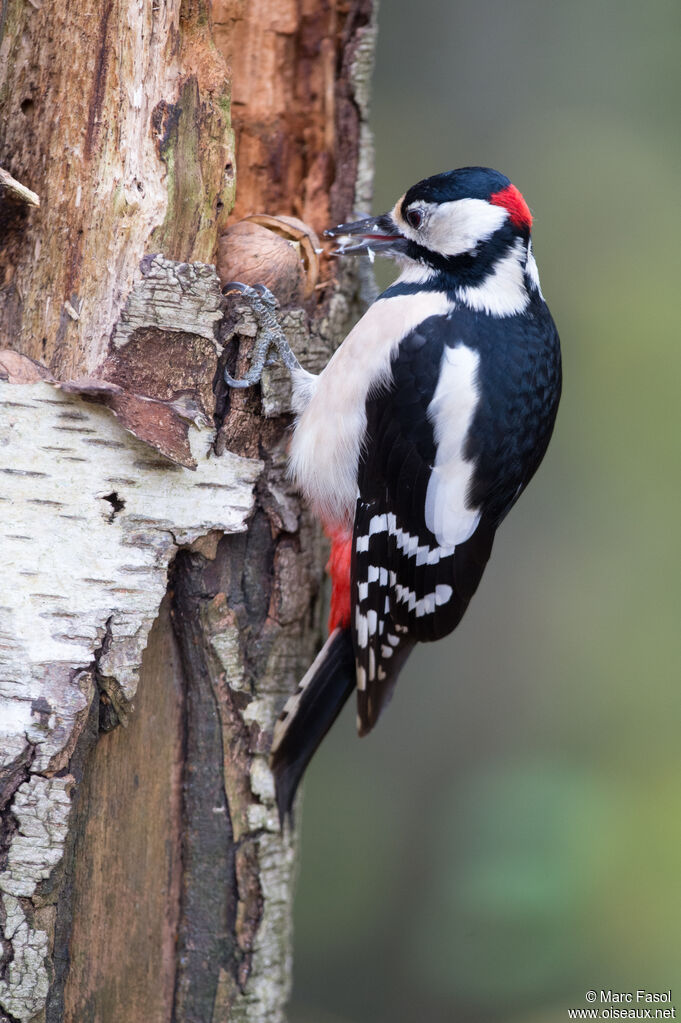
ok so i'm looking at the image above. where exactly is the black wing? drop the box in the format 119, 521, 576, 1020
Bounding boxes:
352, 301, 561, 734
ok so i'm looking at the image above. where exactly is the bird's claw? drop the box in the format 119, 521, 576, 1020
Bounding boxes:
222, 281, 279, 309
223, 280, 301, 389
223, 369, 256, 389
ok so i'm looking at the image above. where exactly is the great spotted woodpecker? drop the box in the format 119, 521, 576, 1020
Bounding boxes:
225, 167, 562, 823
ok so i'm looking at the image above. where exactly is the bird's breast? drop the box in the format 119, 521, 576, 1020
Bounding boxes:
288, 289, 454, 527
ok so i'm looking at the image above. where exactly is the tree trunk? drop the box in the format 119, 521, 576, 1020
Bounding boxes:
0, 2, 376, 1020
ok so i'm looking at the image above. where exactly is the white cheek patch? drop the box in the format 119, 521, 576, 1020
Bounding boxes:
425, 343, 481, 547
399, 198, 509, 258
429, 199, 509, 256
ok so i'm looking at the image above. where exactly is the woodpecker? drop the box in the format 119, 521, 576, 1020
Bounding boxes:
225, 166, 562, 823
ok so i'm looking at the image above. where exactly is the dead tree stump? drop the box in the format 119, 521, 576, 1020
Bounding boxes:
0, 2, 376, 1019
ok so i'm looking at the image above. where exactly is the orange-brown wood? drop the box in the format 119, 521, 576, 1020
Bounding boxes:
213, 0, 371, 236
62, 599, 183, 1022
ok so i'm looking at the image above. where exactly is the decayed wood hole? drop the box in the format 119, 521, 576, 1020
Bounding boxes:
215, 0, 341, 231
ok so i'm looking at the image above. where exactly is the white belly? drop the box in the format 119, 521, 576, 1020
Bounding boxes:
288, 289, 454, 527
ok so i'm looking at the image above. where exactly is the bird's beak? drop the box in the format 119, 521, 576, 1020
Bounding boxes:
324, 213, 408, 258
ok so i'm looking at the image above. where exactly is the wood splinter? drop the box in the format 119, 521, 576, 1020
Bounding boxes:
0, 166, 40, 207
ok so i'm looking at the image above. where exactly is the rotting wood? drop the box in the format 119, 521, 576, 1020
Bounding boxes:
212, 0, 376, 237
0, 266, 262, 1022
0, 253, 257, 1019
0, 0, 234, 377
57, 597, 184, 1023
0, 0, 378, 1019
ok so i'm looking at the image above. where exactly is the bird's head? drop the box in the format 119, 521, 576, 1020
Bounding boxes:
326, 167, 532, 278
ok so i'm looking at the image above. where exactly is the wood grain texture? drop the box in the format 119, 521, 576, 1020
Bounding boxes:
0, 370, 260, 1021
0, 0, 377, 1018
213, 0, 376, 234
168, 506, 324, 1022
59, 597, 183, 1023
0, 1, 233, 377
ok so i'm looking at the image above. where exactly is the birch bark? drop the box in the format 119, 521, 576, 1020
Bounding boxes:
0, 2, 376, 1019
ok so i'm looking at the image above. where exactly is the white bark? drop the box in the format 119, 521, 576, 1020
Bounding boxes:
0, 377, 260, 772
112, 256, 224, 351
0, 257, 268, 1022
0, 777, 72, 1018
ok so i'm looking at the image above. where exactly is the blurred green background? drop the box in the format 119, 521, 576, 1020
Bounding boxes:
290, 2, 681, 1021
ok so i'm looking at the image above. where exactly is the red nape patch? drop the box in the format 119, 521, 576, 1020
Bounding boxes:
325, 527, 352, 633
490, 183, 532, 230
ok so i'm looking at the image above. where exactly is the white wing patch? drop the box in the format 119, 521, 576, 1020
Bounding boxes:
425, 343, 481, 547
354, 512, 456, 564
393, 581, 453, 617
395, 197, 509, 258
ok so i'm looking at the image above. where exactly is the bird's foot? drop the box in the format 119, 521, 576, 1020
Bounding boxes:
222, 282, 302, 388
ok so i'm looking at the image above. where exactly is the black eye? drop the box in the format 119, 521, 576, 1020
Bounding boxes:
405, 208, 423, 230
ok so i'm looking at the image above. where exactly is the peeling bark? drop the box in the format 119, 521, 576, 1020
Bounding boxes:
0, 1, 376, 1019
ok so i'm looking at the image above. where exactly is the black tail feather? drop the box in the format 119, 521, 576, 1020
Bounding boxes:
270, 628, 355, 826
